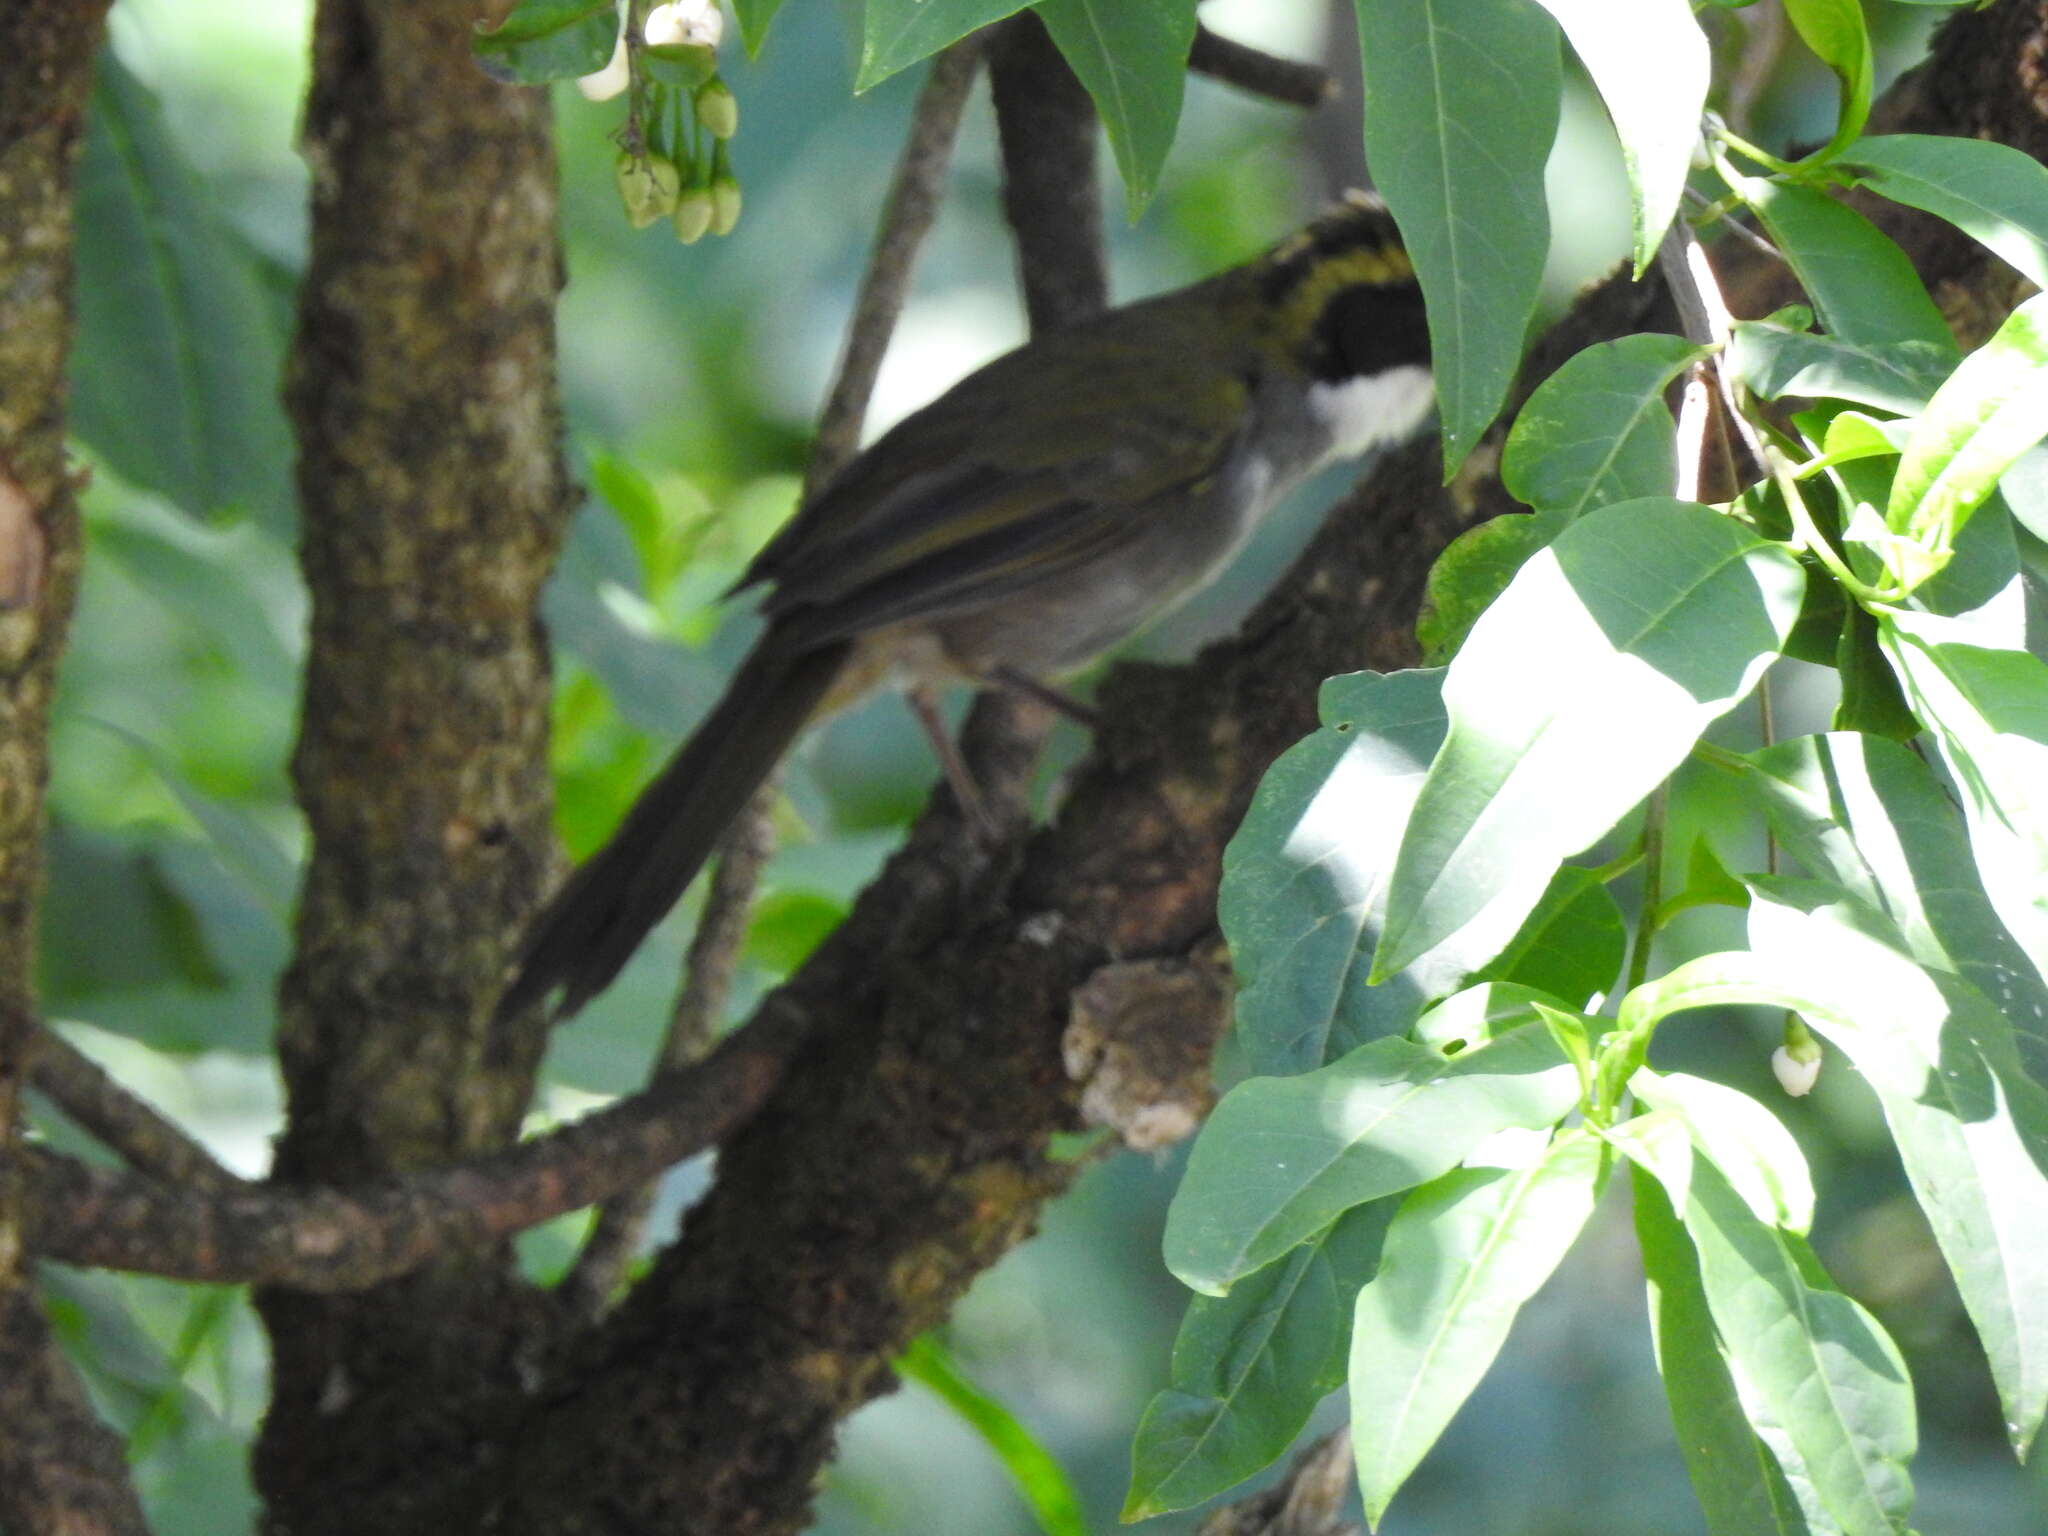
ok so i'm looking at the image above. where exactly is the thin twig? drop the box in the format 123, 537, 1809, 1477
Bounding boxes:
805, 35, 985, 499
23, 1006, 808, 1289
25, 1024, 247, 1194
1189, 24, 1333, 109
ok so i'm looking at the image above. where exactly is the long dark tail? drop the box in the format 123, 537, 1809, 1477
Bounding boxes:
497, 636, 854, 1024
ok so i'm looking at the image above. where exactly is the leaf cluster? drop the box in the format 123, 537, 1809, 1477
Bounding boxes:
1131, 1, 2048, 1531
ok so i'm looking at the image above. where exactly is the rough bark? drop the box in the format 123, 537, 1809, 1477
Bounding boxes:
0, 3, 148, 1532
250, 0, 574, 1525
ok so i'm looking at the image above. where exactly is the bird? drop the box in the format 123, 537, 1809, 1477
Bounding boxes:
499, 193, 1434, 1023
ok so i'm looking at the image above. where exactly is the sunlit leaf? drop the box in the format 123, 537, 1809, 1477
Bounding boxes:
1349, 1133, 1603, 1525
1844, 134, 2048, 291
1373, 500, 1803, 981
1526, 0, 1709, 271
1164, 1023, 1578, 1296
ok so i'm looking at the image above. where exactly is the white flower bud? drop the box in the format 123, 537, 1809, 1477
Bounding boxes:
643, 0, 722, 50
577, 29, 631, 101
1771, 1044, 1821, 1098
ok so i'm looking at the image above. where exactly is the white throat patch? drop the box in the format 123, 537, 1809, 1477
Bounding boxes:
1307, 364, 1436, 464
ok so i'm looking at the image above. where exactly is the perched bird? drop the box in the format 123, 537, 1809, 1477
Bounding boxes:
500, 194, 1434, 1023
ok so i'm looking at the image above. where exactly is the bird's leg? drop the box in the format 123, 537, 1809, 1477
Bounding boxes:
989, 665, 1100, 730
906, 684, 1000, 842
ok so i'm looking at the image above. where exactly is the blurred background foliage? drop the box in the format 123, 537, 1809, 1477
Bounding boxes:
41, 0, 2048, 1529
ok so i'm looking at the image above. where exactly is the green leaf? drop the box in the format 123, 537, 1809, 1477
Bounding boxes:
1631, 1164, 1814, 1536
1632, 1069, 1814, 1232
1124, 1201, 1393, 1519
1737, 731, 2048, 1086
90, 722, 298, 924
1220, 669, 1451, 1078
1729, 176, 1957, 357
1780, 0, 1873, 162
72, 57, 293, 527
1033, 0, 1194, 216
1886, 294, 2048, 556
1373, 499, 1804, 981
472, 0, 619, 83
1349, 1133, 1604, 1525
1621, 883, 2048, 1460
1843, 134, 2048, 292
1471, 865, 1626, 1008
859, 0, 1026, 89
733, 0, 786, 54
1416, 510, 1568, 663
1726, 319, 1949, 415
1163, 1023, 1578, 1296
1878, 612, 2048, 995
897, 1335, 1087, 1536
1525, 0, 1709, 272
1503, 333, 1709, 517
1354, 0, 1561, 474
1632, 1144, 1916, 1535
1834, 603, 1919, 739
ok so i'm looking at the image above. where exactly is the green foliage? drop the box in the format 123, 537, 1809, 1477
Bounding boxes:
473, 0, 620, 83
1353, 0, 1561, 475
896, 1335, 1089, 1536
73, 56, 293, 528
1139, 0, 2048, 1525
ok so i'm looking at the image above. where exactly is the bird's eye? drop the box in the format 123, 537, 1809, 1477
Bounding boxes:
1316, 282, 1430, 382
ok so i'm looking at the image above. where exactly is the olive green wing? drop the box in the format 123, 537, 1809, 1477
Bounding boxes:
745, 329, 1253, 642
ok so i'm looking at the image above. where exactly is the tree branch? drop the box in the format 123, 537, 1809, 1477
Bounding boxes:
27, 1025, 247, 1195
0, 3, 148, 1529
25, 1007, 803, 1287
1190, 24, 1335, 109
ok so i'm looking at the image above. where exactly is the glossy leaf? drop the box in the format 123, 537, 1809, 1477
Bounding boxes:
1622, 883, 2048, 1459
1731, 175, 1957, 357
859, 0, 1025, 89
1528, 0, 1709, 271
1780, 0, 1873, 162
72, 58, 293, 527
1471, 865, 1627, 1009
1416, 509, 1572, 665
1886, 295, 2048, 554
1349, 1133, 1603, 1525
1878, 612, 2048, 995
1631, 1163, 1814, 1536
1633, 1069, 1814, 1233
472, 0, 619, 83
1124, 1202, 1393, 1519
1163, 1024, 1578, 1296
1726, 319, 1948, 415
1843, 134, 2048, 291
1373, 499, 1803, 981
1219, 669, 1450, 1078
1035, 0, 1194, 215
1502, 332, 1708, 517
1736, 731, 2048, 1085
1639, 1147, 1916, 1535
1354, 0, 1561, 473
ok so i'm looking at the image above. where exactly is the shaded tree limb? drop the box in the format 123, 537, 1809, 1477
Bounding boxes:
22, 1007, 804, 1288
251, 0, 576, 1521
1190, 24, 1335, 109
0, 3, 147, 1530
27, 1024, 247, 1195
